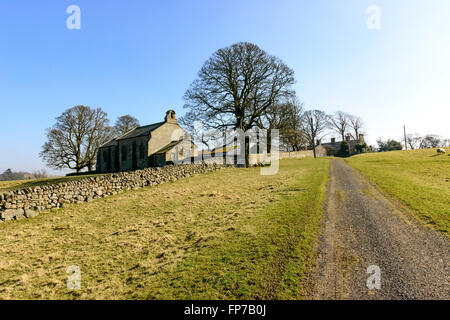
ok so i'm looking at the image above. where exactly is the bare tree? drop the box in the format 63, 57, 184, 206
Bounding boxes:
114, 115, 140, 136
40, 106, 113, 173
261, 103, 289, 132
179, 110, 215, 150
406, 133, 422, 150
420, 134, 442, 148
32, 169, 48, 179
442, 138, 450, 147
183, 42, 295, 133
262, 98, 306, 151
348, 114, 365, 140
301, 110, 329, 158
328, 111, 350, 141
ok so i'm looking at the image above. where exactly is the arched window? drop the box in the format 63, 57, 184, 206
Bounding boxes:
121, 145, 127, 161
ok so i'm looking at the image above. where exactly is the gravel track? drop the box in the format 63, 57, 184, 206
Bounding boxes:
314, 159, 449, 300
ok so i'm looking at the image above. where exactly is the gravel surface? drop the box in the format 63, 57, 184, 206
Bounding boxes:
314, 159, 449, 300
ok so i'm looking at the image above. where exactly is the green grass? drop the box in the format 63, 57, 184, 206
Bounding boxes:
0, 158, 329, 299
346, 148, 450, 234
0, 174, 105, 193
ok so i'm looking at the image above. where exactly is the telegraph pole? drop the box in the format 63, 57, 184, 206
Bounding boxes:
403, 125, 407, 150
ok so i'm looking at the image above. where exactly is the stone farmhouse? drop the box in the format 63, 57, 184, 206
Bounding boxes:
96, 110, 197, 173
317, 134, 365, 156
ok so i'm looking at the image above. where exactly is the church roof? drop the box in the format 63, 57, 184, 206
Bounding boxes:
116, 122, 164, 140
98, 121, 166, 149
99, 138, 117, 148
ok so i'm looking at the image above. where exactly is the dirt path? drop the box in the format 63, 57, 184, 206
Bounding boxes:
314, 159, 449, 300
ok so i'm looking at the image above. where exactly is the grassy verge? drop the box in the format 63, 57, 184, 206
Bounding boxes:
0, 174, 105, 193
346, 148, 450, 235
0, 158, 329, 299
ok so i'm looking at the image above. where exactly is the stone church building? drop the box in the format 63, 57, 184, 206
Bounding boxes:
96, 110, 197, 173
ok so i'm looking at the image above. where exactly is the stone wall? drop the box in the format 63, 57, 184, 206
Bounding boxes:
0, 163, 226, 222
280, 150, 315, 159
197, 150, 319, 166
245, 149, 324, 162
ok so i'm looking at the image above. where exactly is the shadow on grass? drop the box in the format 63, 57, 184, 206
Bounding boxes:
429, 154, 446, 157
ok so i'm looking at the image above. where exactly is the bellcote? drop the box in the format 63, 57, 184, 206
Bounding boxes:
165, 109, 177, 124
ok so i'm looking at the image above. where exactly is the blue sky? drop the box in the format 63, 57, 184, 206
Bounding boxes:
1, 0, 449, 174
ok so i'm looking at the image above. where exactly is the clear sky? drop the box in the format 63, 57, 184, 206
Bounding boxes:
1, 0, 449, 174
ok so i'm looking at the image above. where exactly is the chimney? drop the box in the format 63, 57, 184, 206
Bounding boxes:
359, 134, 365, 144
316, 139, 322, 146
165, 109, 177, 124
331, 138, 336, 144
345, 134, 350, 142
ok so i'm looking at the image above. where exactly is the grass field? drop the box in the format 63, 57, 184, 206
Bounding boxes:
0, 174, 104, 193
0, 158, 329, 299
346, 148, 450, 235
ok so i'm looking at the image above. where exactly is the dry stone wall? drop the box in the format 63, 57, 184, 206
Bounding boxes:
0, 163, 226, 221
279, 150, 320, 159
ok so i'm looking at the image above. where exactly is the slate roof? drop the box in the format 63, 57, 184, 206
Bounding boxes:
321, 139, 358, 150
99, 138, 118, 148
98, 122, 165, 149
116, 122, 164, 140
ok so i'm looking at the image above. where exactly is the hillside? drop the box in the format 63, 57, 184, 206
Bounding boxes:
346, 148, 450, 234
0, 158, 329, 299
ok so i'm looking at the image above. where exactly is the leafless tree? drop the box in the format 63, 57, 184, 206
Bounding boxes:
179, 110, 220, 150
348, 114, 365, 140
442, 138, 450, 147
262, 98, 306, 151
406, 133, 422, 150
114, 115, 140, 136
420, 134, 442, 148
32, 169, 49, 179
301, 110, 329, 158
40, 105, 114, 173
183, 42, 295, 132
328, 111, 350, 141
